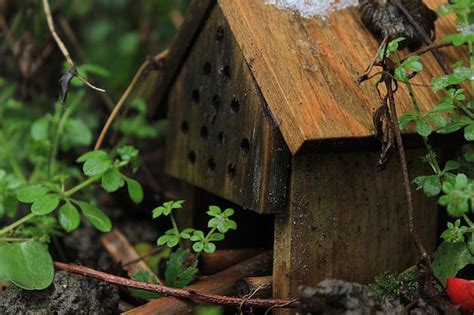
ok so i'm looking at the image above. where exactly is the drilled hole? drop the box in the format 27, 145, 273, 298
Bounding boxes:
240, 138, 250, 155
217, 131, 226, 145
207, 157, 216, 172
216, 26, 225, 42
230, 96, 239, 112
212, 95, 220, 110
203, 62, 212, 75
188, 151, 196, 164
180, 121, 189, 133
222, 65, 231, 80
192, 90, 200, 103
227, 163, 236, 179
200, 126, 209, 140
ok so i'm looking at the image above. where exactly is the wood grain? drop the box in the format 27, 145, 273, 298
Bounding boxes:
165, 5, 290, 214
219, 0, 467, 153
272, 149, 438, 314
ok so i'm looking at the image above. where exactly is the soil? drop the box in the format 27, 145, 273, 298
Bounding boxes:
0, 271, 119, 314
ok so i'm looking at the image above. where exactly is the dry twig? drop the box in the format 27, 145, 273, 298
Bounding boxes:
41, 0, 105, 93
54, 261, 299, 309
94, 49, 169, 150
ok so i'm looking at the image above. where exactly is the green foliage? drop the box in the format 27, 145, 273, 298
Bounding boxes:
389, 0, 474, 285
165, 248, 198, 288
369, 270, 418, 302
151, 201, 238, 289
0, 241, 54, 290
130, 271, 162, 300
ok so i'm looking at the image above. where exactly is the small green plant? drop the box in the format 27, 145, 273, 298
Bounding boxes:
149, 200, 237, 288
383, 0, 474, 285
0, 77, 144, 290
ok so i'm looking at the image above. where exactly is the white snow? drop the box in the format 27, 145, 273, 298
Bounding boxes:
264, 0, 358, 18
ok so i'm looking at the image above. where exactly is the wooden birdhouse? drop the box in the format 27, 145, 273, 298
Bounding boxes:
154, 0, 463, 307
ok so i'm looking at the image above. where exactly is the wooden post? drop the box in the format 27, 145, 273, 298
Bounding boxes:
273, 150, 438, 314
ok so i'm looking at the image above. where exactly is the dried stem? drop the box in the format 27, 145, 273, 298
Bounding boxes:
54, 262, 299, 309
383, 74, 429, 260
41, 0, 105, 93
94, 49, 169, 150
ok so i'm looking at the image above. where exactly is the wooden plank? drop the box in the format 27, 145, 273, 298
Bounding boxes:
125, 251, 272, 315
151, 0, 216, 116
219, 0, 467, 153
164, 5, 290, 214
101, 229, 158, 280
272, 149, 438, 314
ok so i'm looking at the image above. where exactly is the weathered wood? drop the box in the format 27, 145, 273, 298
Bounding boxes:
125, 251, 273, 315
273, 149, 438, 314
151, 0, 216, 117
219, 0, 466, 153
165, 4, 290, 214
234, 276, 272, 298
199, 248, 263, 275
101, 229, 159, 282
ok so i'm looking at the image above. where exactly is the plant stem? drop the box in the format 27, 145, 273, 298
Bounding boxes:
0, 213, 35, 236
0, 237, 33, 242
0, 132, 27, 183
464, 13, 474, 92
169, 212, 183, 247
62, 173, 102, 198
464, 214, 474, 228
49, 101, 76, 177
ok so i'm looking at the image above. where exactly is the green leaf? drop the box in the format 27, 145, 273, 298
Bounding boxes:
152, 206, 165, 219
165, 248, 198, 288
444, 160, 461, 172
192, 242, 204, 252
209, 233, 225, 241
101, 168, 124, 192
180, 228, 194, 239
190, 230, 205, 241
465, 124, 474, 141
226, 219, 237, 231
438, 121, 471, 134
17, 185, 48, 203
394, 66, 407, 81
58, 202, 81, 232
416, 119, 432, 137
31, 117, 50, 141
157, 235, 171, 246
403, 56, 423, 73
413, 175, 441, 197
76, 202, 112, 232
382, 37, 405, 58
223, 208, 234, 217
76, 150, 108, 162
65, 119, 92, 146
167, 235, 180, 247
398, 112, 416, 130
0, 241, 54, 290
203, 242, 216, 254
432, 241, 474, 285
31, 194, 60, 215
431, 98, 454, 113
465, 151, 474, 162
83, 155, 112, 176
207, 206, 221, 217
125, 177, 144, 204
432, 75, 449, 92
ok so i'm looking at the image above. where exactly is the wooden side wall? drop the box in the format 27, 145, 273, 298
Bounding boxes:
273, 149, 438, 313
165, 5, 290, 214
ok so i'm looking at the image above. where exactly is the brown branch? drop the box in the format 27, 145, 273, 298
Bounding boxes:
54, 261, 299, 309
94, 49, 169, 150
401, 42, 455, 62
383, 74, 429, 260
41, 0, 105, 93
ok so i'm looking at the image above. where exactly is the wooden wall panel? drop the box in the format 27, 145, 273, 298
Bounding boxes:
165, 5, 290, 214
273, 149, 438, 313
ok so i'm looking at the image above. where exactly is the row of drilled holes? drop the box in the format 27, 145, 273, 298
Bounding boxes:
192, 91, 238, 112
187, 151, 237, 178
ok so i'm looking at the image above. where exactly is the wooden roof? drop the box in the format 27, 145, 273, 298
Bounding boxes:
158, 0, 466, 154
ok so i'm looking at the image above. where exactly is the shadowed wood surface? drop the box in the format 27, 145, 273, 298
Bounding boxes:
219, 0, 466, 153
165, 5, 290, 214
272, 149, 438, 314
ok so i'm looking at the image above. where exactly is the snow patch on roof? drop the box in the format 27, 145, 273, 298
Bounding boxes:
264, 0, 358, 18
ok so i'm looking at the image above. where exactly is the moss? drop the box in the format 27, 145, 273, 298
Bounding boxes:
369, 269, 418, 301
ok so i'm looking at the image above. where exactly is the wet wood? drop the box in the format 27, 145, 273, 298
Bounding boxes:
234, 276, 272, 298
125, 251, 273, 315
164, 4, 290, 214
272, 150, 438, 314
199, 249, 264, 275
219, 0, 466, 153
101, 229, 159, 282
